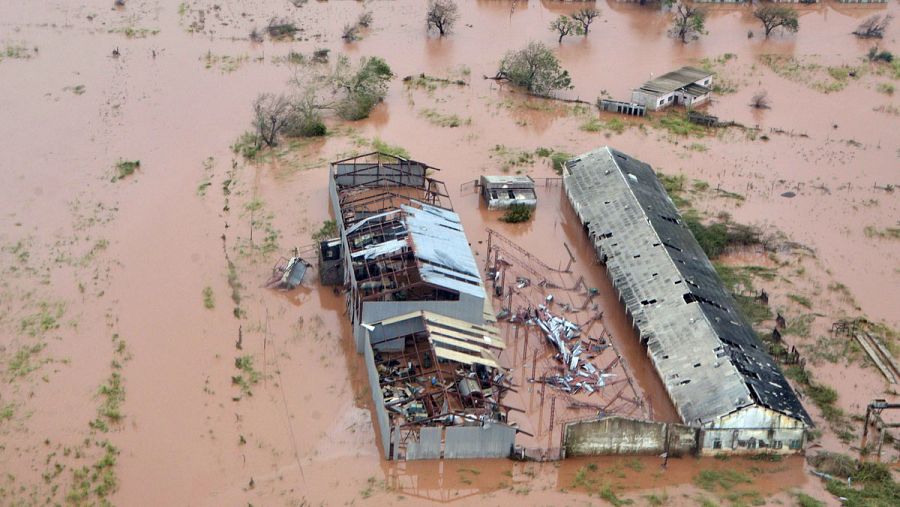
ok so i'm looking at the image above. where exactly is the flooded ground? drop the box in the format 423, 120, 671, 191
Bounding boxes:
1, 0, 898, 505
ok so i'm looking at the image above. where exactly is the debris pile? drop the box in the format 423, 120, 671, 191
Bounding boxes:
535, 306, 616, 395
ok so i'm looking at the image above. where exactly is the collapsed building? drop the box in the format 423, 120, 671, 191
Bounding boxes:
562, 147, 812, 454
479, 175, 537, 210
325, 152, 517, 460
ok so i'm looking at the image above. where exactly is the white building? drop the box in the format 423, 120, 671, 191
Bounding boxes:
631, 66, 713, 111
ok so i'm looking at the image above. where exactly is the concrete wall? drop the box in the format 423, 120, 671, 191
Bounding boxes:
698, 405, 807, 455
563, 416, 698, 457
363, 332, 393, 459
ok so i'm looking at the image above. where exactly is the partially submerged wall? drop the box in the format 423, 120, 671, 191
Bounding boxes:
563, 416, 697, 457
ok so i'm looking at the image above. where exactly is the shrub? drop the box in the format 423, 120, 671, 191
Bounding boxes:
113, 160, 140, 181
500, 204, 534, 223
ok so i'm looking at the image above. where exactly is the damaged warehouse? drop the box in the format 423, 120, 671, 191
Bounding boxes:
562, 146, 812, 455
326, 152, 517, 460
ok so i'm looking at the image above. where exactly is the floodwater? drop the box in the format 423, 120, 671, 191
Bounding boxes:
0, 0, 897, 505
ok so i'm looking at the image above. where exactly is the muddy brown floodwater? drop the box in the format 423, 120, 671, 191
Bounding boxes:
0, 0, 897, 505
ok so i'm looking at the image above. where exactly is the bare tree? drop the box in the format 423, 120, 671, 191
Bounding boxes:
549, 15, 581, 44
252, 93, 293, 147
669, 3, 706, 44
572, 8, 601, 36
342, 23, 359, 42
750, 90, 770, 109
853, 14, 892, 39
753, 6, 799, 38
357, 11, 374, 28
426, 0, 458, 36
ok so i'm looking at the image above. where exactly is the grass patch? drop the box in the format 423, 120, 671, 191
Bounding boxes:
549, 151, 572, 174
19, 301, 65, 337
112, 160, 140, 182
233, 355, 261, 396
419, 108, 469, 128
693, 469, 752, 492
202, 286, 215, 309
312, 219, 337, 242
90, 372, 125, 432
371, 138, 409, 159
656, 113, 707, 137
1, 43, 37, 61
0, 403, 14, 422
7, 343, 47, 379
864, 225, 900, 239
232, 131, 260, 160
809, 453, 900, 506
500, 204, 533, 223
787, 293, 812, 309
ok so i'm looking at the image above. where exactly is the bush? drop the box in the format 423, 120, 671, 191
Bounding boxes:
113, 160, 140, 181
331, 56, 393, 120
500, 204, 534, 223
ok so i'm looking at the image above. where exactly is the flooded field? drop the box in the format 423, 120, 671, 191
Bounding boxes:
1, 0, 898, 505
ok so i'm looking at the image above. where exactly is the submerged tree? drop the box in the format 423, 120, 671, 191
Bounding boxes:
853, 14, 892, 39
549, 15, 581, 44
669, 3, 706, 44
572, 7, 601, 36
750, 90, 770, 109
753, 6, 799, 38
495, 41, 572, 96
426, 0, 459, 36
252, 93, 293, 147
329, 55, 394, 120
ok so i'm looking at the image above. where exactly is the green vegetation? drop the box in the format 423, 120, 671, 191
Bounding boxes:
809, 452, 900, 506
864, 225, 900, 239
113, 27, 160, 39
312, 219, 337, 242
232, 131, 260, 160
500, 204, 534, 223
419, 108, 469, 128
876, 83, 895, 95
7, 343, 47, 379
233, 355, 261, 396
202, 286, 215, 309
371, 138, 409, 159
550, 151, 572, 174
656, 113, 707, 137
571, 466, 632, 505
759, 54, 864, 93
19, 301, 64, 337
1, 43, 37, 61
784, 365, 849, 432
266, 21, 298, 40
112, 160, 140, 182
490, 144, 534, 172
796, 492, 825, 507
0, 403, 14, 422
227, 259, 242, 318
693, 469, 752, 492
497, 41, 572, 96
332, 56, 393, 120
683, 211, 761, 259
65, 440, 119, 503
90, 371, 124, 432
787, 293, 812, 309
581, 116, 627, 134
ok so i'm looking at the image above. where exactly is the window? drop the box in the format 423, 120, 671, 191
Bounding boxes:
658, 99, 664, 106
668, 95, 674, 102
713, 439, 722, 449
773, 440, 783, 449
789, 439, 802, 450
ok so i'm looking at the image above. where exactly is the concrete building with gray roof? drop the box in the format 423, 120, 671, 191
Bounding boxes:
631, 66, 713, 111
563, 146, 811, 454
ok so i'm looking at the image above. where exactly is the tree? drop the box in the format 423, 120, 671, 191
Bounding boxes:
853, 14, 892, 39
329, 56, 394, 120
495, 41, 572, 96
252, 93, 293, 147
750, 90, 770, 109
426, 0, 458, 36
753, 6, 799, 38
549, 15, 581, 44
669, 3, 706, 44
572, 7, 601, 35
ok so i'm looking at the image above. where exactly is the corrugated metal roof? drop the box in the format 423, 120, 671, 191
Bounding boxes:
403, 203, 485, 298
637, 66, 713, 96
563, 146, 811, 427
